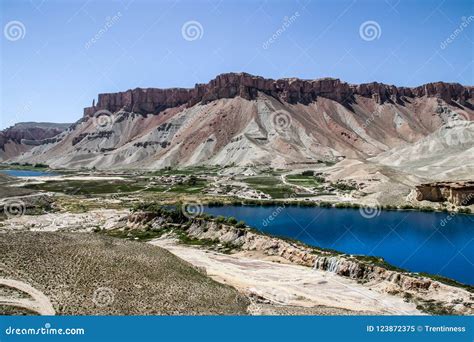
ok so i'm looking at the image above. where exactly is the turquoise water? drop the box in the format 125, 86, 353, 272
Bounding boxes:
0, 169, 58, 177
204, 205, 474, 285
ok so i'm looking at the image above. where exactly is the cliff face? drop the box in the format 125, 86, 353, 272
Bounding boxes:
83, 73, 474, 117
0, 122, 71, 148
0, 122, 71, 161
416, 182, 474, 206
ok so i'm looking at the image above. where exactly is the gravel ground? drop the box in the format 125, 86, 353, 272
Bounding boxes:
0, 232, 249, 315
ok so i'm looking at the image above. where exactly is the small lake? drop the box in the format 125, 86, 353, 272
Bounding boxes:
204, 205, 474, 285
0, 169, 58, 177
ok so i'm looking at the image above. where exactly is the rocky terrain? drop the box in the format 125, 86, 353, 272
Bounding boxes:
0, 232, 249, 315
0, 122, 71, 161
416, 181, 474, 206
8, 73, 473, 170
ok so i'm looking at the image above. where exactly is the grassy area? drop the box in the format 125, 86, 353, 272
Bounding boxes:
286, 174, 323, 188
24, 180, 145, 195
149, 165, 220, 176
243, 176, 294, 198
168, 179, 209, 194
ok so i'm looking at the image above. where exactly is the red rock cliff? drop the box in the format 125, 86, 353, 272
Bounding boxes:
83, 73, 474, 117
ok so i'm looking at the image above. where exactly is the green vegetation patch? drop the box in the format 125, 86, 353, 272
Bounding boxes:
243, 176, 294, 198
168, 178, 209, 194
150, 165, 220, 176
286, 174, 324, 188
24, 180, 145, 195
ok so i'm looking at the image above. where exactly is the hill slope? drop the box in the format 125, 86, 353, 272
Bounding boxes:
372, 121, 474, 179
10, 73, 473, 169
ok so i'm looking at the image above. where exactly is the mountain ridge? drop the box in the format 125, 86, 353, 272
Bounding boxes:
7, 72, 474, 170
83, 72, 473, 117
0, 122, 71, 161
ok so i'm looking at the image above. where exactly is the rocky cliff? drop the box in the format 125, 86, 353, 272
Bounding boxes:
0, 122, 71, 161
83, 72, 473, 117
416, 181, 474, 206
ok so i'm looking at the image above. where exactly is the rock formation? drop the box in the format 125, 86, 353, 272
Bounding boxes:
416, 181, 474, 206
0, 122, 71, 161
83, 72, 473, 117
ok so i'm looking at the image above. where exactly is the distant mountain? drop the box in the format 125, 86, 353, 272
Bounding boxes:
9, 73, 473, 169
0, 122, 71, 161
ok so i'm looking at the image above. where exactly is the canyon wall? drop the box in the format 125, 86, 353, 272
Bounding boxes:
416, 182, 474, 206
83, 73, 474, 117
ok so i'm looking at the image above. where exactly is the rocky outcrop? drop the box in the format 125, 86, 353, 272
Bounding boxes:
0, 122, 71, 161
83, 73, 473, 116
0, 122, 70, 149
416, 181, 474, 206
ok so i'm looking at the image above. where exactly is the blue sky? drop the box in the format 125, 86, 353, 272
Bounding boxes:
1, 0, 473, 128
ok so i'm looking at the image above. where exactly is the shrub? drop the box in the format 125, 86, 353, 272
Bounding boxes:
235, 221, 246, 228
332, 182, 356, 191
215, 215, 226, 223
227, 217, 238, 224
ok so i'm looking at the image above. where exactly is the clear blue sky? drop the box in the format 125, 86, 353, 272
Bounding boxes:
1, 0, 473, 128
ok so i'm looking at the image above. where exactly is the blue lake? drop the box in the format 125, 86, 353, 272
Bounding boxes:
204, 205, 474, 285
0, 169, 58, 177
